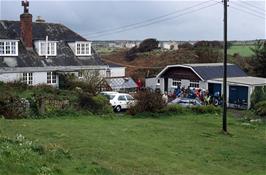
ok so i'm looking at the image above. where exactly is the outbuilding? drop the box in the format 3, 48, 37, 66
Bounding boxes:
145, 63, 266, 109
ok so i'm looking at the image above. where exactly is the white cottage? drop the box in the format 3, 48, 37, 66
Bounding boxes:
0, 1, 109, 87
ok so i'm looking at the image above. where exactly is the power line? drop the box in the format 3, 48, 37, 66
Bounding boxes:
81, 0, 214, 37
238, 0, 266, 13
231, 0, 266, 17
214, 0, 266, 20
229, 4, 266, 20
88, 2, 220, 39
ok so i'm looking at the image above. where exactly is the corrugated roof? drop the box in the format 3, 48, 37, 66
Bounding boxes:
105, 77, 137, 89
211, 76, 266, 86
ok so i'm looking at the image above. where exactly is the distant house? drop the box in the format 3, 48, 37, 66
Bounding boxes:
145, 63, 266, 109
0, 1, 109, 87
159, 41, 179, 50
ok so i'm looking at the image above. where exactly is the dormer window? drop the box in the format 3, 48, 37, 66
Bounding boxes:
38, 41, 57, 56
0, 40, 18, 56
75, 42, 91, 56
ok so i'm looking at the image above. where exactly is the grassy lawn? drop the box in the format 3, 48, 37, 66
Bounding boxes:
228, 45, 254, 57
0, 114, 265, 175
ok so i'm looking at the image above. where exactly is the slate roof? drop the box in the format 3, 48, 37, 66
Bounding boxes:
157, 63, 247, 80
187, 63, 247, 80
0, 20, 106, 72
0, 20, 86, 41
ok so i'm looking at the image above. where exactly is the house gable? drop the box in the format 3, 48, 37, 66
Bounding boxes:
160, 66, 202, 81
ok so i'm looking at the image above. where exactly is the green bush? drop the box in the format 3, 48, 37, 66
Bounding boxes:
78, 93, 113, 114
190, 105, 221, 114
251, 86, 266, 108
254, 101, 266, 118
128, 90, 165, 115
159, 104, 185, 114
0, 93, 29, 119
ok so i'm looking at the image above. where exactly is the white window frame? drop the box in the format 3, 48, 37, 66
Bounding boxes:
172, 79, 181, 87
47, 72, 57, 84
38, 41, 57, 56
22, 72, 33, 85
190, 81, 200, 88
75, 42, 91, 56
0, 40, 19, 56
78, 71, 84, 79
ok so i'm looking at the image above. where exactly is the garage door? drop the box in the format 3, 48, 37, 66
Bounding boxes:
229, 85, 248, 104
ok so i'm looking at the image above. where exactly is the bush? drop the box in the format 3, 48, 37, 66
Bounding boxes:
0, 93, 30, 119
78, 93, 113, 114
128, 90, 165, 115
190, 105, 221, 114
251, 86, 266, 108
138, 38, 159, 52
159, 104, 185, 114
254, 101, 266, 117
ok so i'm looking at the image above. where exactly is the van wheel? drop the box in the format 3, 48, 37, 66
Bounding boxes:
115, 105, 122, 112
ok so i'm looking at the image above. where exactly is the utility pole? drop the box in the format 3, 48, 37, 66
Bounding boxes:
223, 0, 228, 133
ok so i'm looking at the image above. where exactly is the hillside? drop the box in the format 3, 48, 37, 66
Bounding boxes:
101, 48, 223, 80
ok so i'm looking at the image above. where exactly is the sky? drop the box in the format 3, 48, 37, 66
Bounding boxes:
0, 0, 265, 41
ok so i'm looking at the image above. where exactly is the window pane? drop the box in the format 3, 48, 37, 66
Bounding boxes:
47, 72, 51, 84
40, 42, 46, 55
5, 42, 11, 54
52, 72, 56, 83
0, 42, 4, 54
50, 43, 55, 54
11, 42, 16, 54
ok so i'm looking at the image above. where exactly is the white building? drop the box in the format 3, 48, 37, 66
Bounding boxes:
0, 2, 108, 88
145, 63, 266, 109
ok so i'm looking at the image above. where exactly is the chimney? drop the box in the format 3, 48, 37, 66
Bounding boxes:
20, 0, 32, 48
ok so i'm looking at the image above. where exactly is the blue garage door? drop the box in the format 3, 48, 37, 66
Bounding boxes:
208, 83, 222, 96
229, 86, 248, 104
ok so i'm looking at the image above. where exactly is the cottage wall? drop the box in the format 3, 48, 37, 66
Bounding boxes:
0, 72, 59, 87
109, 67, 125, 77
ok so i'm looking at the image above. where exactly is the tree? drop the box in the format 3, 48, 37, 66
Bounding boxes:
250, 40, 266, 77
138, 38, 159, 52
178, 42, 193, 49
125, 38, 159, 61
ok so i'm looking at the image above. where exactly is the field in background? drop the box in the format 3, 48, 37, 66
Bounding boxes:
228, 44, 254, 57
0, 114, 265, 175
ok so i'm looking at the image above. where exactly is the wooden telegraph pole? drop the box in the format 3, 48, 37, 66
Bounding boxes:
223, 0, 228, 133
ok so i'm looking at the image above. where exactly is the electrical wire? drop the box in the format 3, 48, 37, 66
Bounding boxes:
238, 0, 266, 13
81, 0, 215, 37
87, 2, 220, 39
231, 0, 266, 17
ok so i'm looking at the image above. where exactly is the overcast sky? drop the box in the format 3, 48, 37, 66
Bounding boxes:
0, 0, 265, 40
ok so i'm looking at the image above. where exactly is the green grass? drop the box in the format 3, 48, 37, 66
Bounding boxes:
228, 45, 254, 57
0, 114, 265, 175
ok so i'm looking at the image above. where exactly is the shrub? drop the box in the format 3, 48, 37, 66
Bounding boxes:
78, 93, 113, 114
5, 81, 28, 91
251, 86, 266, 108
190, 105, 221, 114
128, 90, 165, 115
159, 104, 185, 114
0, 93, 29, 119
254, 101, 266, 118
